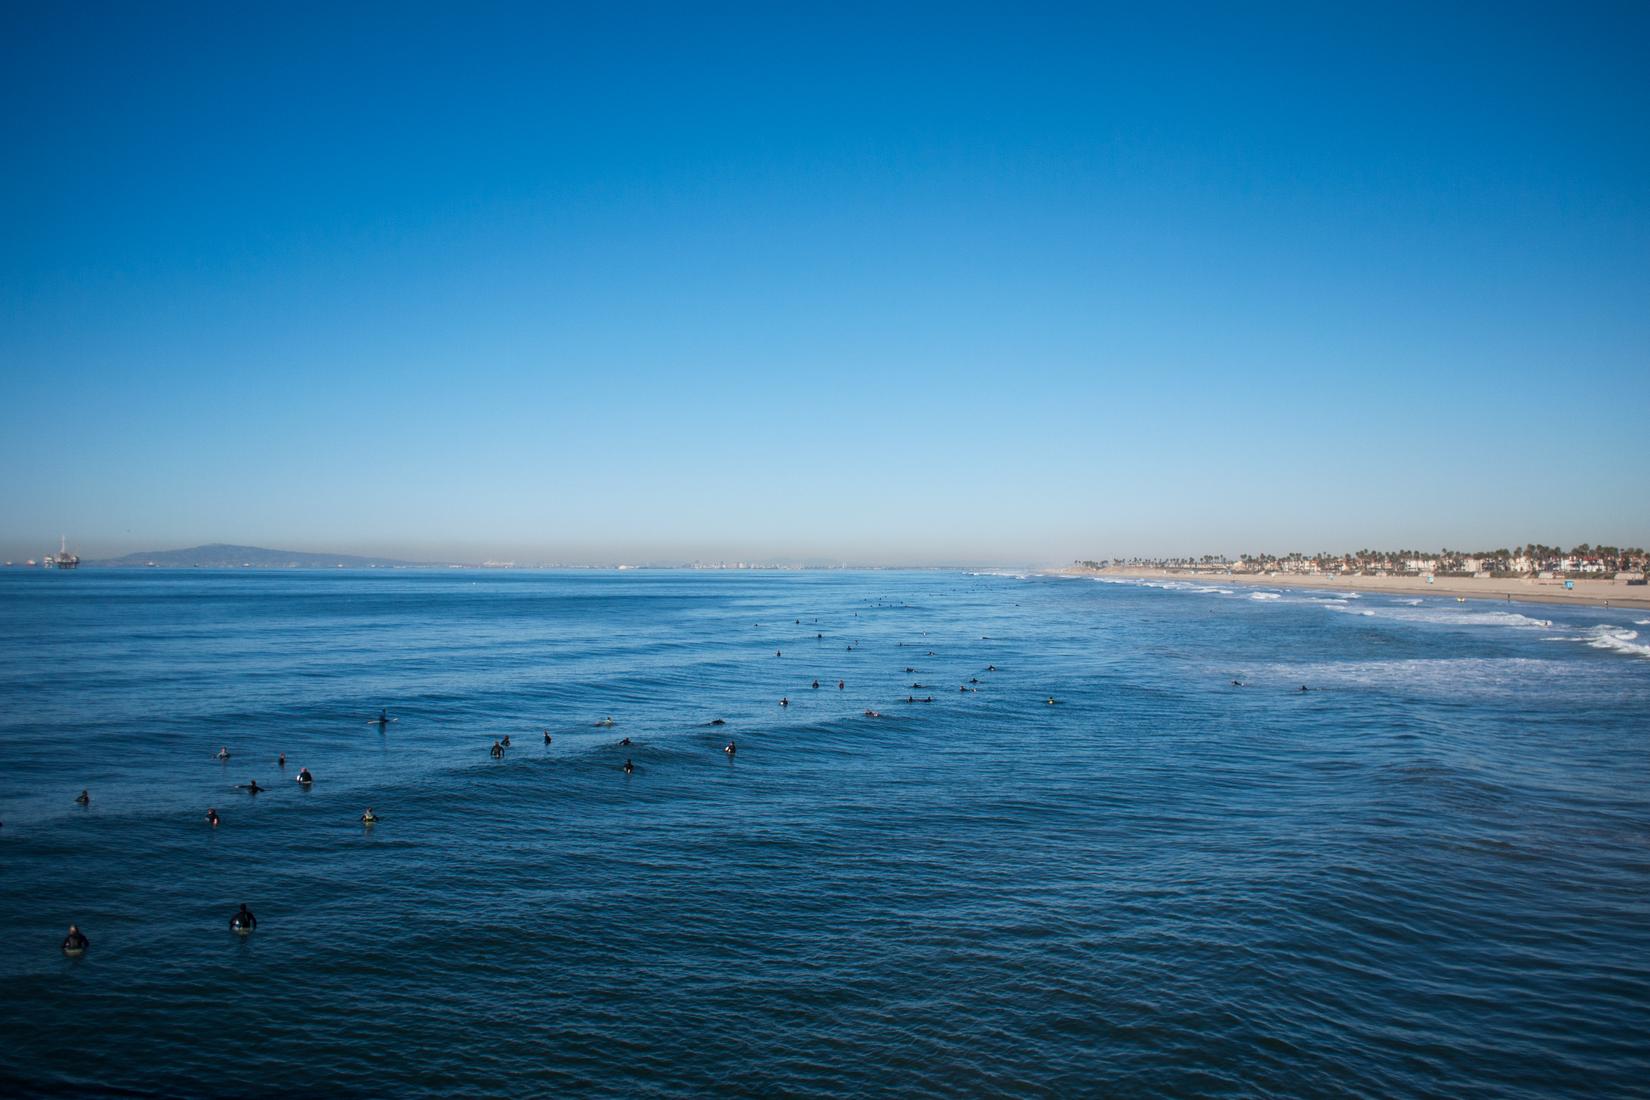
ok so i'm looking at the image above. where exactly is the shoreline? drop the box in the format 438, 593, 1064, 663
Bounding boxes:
1062, 567, 1650, 611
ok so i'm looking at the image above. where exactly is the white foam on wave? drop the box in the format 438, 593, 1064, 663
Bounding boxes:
1250, 592, 1281, 601
1329, 604, 1552, 629
1636, 619, 1650, 626
1586, 626, 1650, 659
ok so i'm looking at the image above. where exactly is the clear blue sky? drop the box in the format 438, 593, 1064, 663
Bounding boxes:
3, 1, 1646, 564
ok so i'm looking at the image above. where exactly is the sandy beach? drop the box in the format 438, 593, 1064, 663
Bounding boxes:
1067, 567, 1650, 611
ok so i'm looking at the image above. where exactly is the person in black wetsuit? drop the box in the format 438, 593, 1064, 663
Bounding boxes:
543, 730, 552, 744
242, 779, 265, 793
75, 789, 90, 805
361, 807, 378, 824
812, 680, 820, 689
277, 753, 286, 768
62, 925, 89, 954
622, 758, 635, 775
378, 709, 389, 726
779, 697, 789, 707
296, 767, 314, 785
490, 740, 504, 758
619, 737, 631, 747
837, 680, 845, 690
206, 807, 220, 827
724, 741, 736, 756
501, 736, 511, 748
216, 746, 231, 760
230, 904, 256, 933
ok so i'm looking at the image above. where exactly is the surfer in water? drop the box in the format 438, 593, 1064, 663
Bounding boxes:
296, 767, 314, 785
622, 758, 635, 775
501, 735, 511, 748
710, 718, 726, 726
277, 753, 286, 768
378, 709, 389, 726
724, 741, 736, 756
75, 789, 90, 805
216, 746, 231, 760
780, 697, 789, 707
230, 904, 256, 933
490, 740, 504, 759
241, 780, 266, 794
62, 925, 89, 955
812, 679, 820, 689
619, 737, 632, 747
837, 680, 845, 690
1046, 697, 1056, 705
361, 807, 378, 824
206, 807, 220, 827
543, 730, 552, 744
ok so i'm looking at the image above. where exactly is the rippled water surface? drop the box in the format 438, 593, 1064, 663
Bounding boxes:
1, 570, 1647, 1097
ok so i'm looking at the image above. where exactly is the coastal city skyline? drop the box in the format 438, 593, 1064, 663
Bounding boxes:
4, 3, 1647, 563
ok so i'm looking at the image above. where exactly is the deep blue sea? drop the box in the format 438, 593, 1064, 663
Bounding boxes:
1, 569, 1646, 1097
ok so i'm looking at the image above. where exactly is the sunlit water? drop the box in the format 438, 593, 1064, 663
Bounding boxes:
1, 569, 1646, 1097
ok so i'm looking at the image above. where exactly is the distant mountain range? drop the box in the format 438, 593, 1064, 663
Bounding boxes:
87, 544, 436, 569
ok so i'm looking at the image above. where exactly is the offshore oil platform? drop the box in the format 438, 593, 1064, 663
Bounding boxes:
43, 536, 79, 569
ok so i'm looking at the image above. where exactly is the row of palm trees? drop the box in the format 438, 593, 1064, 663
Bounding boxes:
1113, 545, 1649, 575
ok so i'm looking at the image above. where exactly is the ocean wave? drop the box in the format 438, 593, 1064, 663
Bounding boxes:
1264, 656, 1581, 698
1329, 605, 1552, 629
1250, 592, 1281, 601
1636, 619, 1650, 626
1586, 626, 1650, 659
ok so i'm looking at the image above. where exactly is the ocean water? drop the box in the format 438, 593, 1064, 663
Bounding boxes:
1, 569, 1646, 1097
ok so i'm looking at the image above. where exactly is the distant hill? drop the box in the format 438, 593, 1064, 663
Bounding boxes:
86, 543, 438, 569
